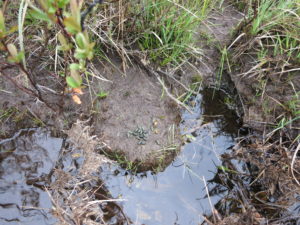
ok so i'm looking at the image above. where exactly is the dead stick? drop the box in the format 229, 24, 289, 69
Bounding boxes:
156, 75, 193, 113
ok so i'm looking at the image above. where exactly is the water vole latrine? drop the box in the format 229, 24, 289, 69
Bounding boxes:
0, 89, 241, 225
99, 88, 240, 224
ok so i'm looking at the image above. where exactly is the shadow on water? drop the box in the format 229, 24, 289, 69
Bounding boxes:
0, 129, 62, 225
99, 88, 241, 224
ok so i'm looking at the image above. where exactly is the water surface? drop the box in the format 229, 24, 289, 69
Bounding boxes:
0, 89, 241, 225
0, 129, 62, 225
100, 89, 240, 224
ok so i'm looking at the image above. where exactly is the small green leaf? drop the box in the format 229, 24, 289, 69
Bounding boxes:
86, 42, 95, 60
69, 63, 80, 70
217, 166, 238, 174
185, 134, 196, 141
48, 6, 56, 14
0, 10, 6, 34
16, 51, 25, 62
57, 33, 71, 51
97, 91, 108, 99
76, 32, 86, 49
64, 16, 81, 34
28, 9, 51, 23
74, 48, 88, 59
57, 0, 70, 8
66, 76, 81, 88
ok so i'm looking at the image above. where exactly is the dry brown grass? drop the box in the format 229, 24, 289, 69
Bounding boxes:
47, 120, 131, 225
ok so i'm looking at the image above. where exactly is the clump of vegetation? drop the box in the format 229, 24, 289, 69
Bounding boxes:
228, 0, 300, 138
126, 0, 214, 66
86, 0, 215, 68
0, 0, 215, 111
209, 2, 300, 223
0, 0, 98, 107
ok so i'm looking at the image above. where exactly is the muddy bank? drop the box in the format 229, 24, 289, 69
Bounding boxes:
1, 0, 299, 224
0, 1, 244, 169
174, 2, 243, 87
0, 59, 182, 170
89, 58, 181, 170
201, 6, 300, 222
230, 53, 300, 136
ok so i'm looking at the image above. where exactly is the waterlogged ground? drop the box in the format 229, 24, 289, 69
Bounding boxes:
99, 89, 240, 224
0, 88, 241, 225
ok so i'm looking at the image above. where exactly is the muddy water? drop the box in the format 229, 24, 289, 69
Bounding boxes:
100, 88, 240, 224
0, 129, 62, 225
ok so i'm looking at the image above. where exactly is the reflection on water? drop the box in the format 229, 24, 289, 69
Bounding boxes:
0, 88, 241, 225
0, 129, 62, 225
101, 88, 240, 225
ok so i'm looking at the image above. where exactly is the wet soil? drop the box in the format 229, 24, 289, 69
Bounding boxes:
0, 88, 242, 225
0, 55, 182, 167
90, 57, 181, 167
229, 51, 300, 135
0, 1, 299, 224
98, 88, 241, 225
0, 58, 73, 138
176, 2, 243, 87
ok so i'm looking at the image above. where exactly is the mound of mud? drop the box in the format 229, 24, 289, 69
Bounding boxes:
90, 58, 182, 169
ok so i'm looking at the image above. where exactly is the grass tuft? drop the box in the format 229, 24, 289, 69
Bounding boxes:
127, 0, 214, 66
227, 0, 300, 134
